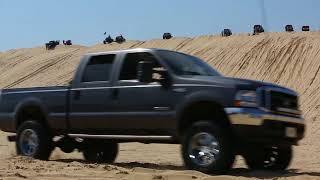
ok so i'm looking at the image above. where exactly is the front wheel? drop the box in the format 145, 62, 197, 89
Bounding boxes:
181, 121, 235, 174
16, 121, 54, 160
82, 141, 118, 163
243, 145, 292, 170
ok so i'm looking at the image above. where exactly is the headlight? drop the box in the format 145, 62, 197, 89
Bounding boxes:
235, 90, 257, 107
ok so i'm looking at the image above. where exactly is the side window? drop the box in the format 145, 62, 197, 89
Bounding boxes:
119, 52, 161, 80
82, 54, 115, 82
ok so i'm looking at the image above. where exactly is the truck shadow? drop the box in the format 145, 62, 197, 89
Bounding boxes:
55, 159, 184, 170
54, 159, 320, 178
229, 168, 320, 178
114, 162, 184, 171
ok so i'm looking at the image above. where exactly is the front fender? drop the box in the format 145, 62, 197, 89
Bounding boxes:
176, 88, 234, 118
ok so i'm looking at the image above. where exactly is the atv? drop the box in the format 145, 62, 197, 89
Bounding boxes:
103, 35, 114, 44
115, 35, 126, 43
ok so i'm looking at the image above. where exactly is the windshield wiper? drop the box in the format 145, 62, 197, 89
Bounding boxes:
181, 70, 215, 76
181, 71, 202, 75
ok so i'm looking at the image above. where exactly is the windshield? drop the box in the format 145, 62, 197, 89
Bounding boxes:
158, 50, 221, 76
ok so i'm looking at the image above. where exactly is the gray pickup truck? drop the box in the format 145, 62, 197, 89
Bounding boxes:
0, 48, 304, 174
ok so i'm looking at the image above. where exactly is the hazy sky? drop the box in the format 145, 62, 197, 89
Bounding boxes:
0, 0, 319, 51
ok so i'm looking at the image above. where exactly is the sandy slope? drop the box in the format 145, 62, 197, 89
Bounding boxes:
1, 32, 320, 179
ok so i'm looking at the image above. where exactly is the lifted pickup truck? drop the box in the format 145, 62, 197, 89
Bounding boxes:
0, 48, 304, 174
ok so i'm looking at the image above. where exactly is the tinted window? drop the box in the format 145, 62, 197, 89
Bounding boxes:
119, 52, 161, 80
158, 50, 220, 76
82, 55, 115, 82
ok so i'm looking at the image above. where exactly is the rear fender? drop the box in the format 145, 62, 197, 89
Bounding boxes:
14, 97, 49, 129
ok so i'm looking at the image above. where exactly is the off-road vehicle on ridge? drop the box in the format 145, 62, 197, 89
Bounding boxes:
0, 48, 304, 174
45, 40, 59, 50
253, 25, 265, 35
302, 26, 310, 31
63, 40, 72, 46
285, 25, 294, 32
221, 29, 232, 37
163, 33, 173, 39
103, 35, 114, 44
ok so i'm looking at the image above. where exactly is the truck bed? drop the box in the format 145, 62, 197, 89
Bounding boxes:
0, 86, 69, 132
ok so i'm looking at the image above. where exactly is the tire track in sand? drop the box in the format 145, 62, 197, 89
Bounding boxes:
4, 49, 81, 88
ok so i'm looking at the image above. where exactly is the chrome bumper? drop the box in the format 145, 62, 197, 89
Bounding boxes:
224, 107, 304, 126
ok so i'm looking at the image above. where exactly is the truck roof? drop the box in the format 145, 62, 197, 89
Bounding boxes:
85, 48, 170, 57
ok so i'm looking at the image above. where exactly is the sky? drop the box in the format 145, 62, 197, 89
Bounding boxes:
0, 0, 319, 51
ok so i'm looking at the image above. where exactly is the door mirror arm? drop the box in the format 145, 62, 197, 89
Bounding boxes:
154, 70, 172, 89
137, 61, 172, 88
137, 61, 153, 83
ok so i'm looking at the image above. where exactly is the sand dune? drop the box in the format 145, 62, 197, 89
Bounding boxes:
1, 32, 320, 179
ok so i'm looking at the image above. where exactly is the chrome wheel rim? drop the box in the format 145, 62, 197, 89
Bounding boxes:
188, 132, 220, 167
263, 147, 279, 167
19, 129, 39, 156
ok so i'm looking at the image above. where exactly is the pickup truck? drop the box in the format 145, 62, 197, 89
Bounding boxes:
0, 48, 304, 174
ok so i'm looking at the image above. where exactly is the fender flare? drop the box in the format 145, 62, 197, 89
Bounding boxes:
14, 97, 49, 129
175, 90, 230, 133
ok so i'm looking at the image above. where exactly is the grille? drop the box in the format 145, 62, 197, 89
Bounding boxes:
270, 91, 298, 111
258, 87, 300, 116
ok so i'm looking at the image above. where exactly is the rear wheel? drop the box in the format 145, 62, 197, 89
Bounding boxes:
181, 121, 235, 174
82, 140, 118, 163
243, 145, 292, 170
16, 121, 54, 160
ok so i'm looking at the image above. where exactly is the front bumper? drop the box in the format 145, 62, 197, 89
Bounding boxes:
225, 107, 305, 145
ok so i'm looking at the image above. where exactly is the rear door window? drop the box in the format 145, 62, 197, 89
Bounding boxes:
82, 54, 115, 82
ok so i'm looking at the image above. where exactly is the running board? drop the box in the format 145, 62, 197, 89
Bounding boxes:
68, 134, 174, 141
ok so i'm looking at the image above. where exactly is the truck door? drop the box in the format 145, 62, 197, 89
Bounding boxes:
69, 54, 117, 133
110, 52, 179, 135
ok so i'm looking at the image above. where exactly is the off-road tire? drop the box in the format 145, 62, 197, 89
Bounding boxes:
82, 141, 118, 163
181, 121, 235, 174
16, 121, 54, 160
243, 145, 292, 170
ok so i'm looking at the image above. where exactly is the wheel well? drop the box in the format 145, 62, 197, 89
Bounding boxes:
178, 101, 232, 136
16, 106, 47, 130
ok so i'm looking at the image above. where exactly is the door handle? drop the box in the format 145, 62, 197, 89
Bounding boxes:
73, 90, 81, 100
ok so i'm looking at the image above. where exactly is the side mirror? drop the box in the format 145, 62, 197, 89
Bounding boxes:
137, 61, 153, 83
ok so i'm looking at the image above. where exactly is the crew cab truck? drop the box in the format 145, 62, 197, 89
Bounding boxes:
0, 48, 304, 174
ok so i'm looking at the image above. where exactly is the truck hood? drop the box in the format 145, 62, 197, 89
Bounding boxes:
181, 75, 296, 94
222, 77, 284, 89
